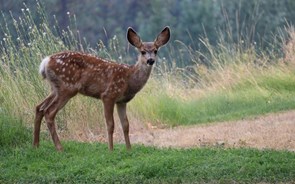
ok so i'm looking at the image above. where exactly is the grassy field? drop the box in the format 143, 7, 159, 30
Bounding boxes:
1, 3, 295, 130
1, 4, 295, 183
1, 114, 294, 183
131, 69, 295, 126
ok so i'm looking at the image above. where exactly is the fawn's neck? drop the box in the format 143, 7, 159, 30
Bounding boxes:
128, 60, 153, 94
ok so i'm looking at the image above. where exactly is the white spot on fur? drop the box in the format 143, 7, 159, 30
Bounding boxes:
56, 59, 63, 64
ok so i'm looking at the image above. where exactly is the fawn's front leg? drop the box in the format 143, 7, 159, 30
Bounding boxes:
103, 99, 115, 151
116, 103, 131, 150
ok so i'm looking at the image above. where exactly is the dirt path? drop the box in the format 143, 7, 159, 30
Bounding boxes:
72, 110, 295, 151
124, 111, 295, 151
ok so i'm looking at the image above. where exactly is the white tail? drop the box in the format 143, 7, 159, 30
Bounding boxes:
39, 56, 50, 78
33, 26, 170, 151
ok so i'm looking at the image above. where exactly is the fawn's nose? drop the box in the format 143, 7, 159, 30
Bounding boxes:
147, 58, 155, 65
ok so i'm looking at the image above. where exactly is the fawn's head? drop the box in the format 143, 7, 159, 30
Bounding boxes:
127, 27, 170, 66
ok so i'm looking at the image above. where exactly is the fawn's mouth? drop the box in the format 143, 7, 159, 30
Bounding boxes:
147, 59, 155, 65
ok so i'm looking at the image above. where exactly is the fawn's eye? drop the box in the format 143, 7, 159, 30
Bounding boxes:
154, 50, 158, 55
141, 51, 146, 55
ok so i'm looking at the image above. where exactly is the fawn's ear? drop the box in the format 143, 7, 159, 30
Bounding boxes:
127, 27, 142, 48
154, 26, 170, 48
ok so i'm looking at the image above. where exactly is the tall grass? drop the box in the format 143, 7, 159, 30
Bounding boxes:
130, 27, 295, 125
1, 2, 295, 139
0, 3, 107, 138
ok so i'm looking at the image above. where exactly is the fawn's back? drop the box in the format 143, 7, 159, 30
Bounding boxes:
40, 52, 136, 102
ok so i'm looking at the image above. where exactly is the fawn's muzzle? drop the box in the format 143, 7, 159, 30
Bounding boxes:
147, 59, 155, 65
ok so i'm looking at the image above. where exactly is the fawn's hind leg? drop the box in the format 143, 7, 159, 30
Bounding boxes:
33, 93, 55, 148
43, 92, 74, 151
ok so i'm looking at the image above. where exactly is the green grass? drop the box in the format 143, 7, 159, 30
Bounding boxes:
0, 113, 31, 148
131, 68, 295, 126
1, 142, 295, 183
1, 113, 294, 183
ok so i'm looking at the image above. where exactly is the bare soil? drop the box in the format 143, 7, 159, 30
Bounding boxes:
67, 110, 295, 151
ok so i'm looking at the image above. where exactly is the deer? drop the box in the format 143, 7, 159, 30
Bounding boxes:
33, 26, 170, 151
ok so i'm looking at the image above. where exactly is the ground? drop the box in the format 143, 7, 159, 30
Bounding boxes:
65, 110, 295, 151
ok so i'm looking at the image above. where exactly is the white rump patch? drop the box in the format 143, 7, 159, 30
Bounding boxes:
39, 56, 50, 75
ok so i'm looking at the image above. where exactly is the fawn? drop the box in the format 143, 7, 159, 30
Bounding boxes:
33, 26, 170, 151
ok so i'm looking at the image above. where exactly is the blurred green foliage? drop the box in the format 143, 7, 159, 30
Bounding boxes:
1, 0, 294, 50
